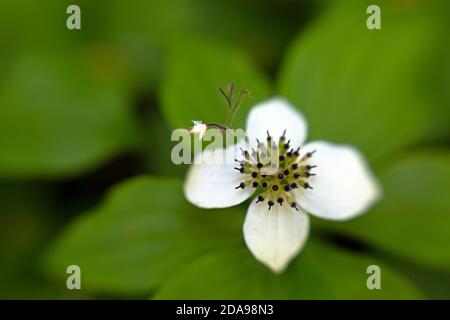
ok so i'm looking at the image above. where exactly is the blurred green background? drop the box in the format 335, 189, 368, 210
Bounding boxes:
0, 0, 449, 299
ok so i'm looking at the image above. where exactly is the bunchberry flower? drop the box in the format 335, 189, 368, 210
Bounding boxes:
184, 98, 381, 272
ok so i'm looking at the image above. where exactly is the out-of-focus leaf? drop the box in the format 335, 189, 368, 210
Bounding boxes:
44, 177, 243, 295
0, 51, 136, 178
278, 1, 448, 162
112, 0, 304, 80
0, 185, 53, 279
144, 111, 186, 177
0, 183, 85, 299
155, 240, 422, 299
160, 37, 271, 129
379, 251, 450, 300
319, 151, 450, 270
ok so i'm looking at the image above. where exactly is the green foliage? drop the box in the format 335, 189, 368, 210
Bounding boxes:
45, 177, 243, 295
112, 0, 301, 74
0, 0, 449, 300
0, 51, 136, 178
278, 1, 448, 162
46, 176, 422, 299
156, 241, 422, 299
0, 183, 85, 299
160, 37, 271, 129
317, 151, 450, 270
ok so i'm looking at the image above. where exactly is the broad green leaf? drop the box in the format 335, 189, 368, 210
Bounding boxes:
112, 0, 301, 83
317, 151, 450, 270
155, 240, 422, 299
44, 176, 244, 295
278, 1, 447, 162
160, 37, 271, 129
0, 51, 136, 178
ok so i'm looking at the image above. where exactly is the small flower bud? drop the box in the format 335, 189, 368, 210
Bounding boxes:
190, 121, 207, 140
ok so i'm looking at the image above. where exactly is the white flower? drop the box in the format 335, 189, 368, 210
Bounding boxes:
183, 98, 381, 273
190, 121, 208, 140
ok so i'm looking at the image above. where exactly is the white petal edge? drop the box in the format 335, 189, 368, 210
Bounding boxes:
294, 141, 382, 220
243, 197, 310, 273
245, 97, 308, 149
184, 142, 254, 209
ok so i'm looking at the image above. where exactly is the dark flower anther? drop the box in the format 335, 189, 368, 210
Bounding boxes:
235, 182, 245, 189
303, 183, 313, 190
234, 131, 318, 212
284, 139, 291, 149
287, 149, 293, 157
256, 139, 264, 148
306, 150, 316, 158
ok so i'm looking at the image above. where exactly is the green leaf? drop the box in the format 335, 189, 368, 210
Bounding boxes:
278, 1, 447, 162
160, 37, 271, 129
0, 51, 136, 178
0, 183, 87, 299
112, 0, 301, 83
44, 176, 244, 295
318, 150, 450, 270
44, 175, 425, 298
155, 240, 422, 299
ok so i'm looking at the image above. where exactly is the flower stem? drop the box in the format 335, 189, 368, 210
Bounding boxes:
220, 82, 251, 128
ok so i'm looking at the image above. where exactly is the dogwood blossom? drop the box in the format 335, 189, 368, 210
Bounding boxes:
184, 98, 381, 272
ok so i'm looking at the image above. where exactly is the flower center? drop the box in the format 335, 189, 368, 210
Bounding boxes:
235, 130, 317, 211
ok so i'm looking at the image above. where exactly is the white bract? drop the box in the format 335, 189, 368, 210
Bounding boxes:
184, 98, 381, 273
